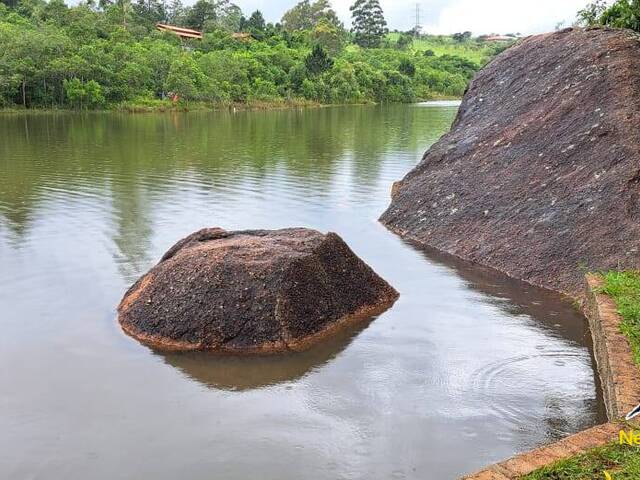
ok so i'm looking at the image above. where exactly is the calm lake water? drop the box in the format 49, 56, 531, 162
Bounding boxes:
0, 105, 605, 479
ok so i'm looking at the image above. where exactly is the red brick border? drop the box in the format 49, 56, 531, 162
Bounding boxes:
461, 274, 640, 479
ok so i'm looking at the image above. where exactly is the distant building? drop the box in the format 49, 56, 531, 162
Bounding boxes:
480, 34, 516, 43
156, 23, 203, 40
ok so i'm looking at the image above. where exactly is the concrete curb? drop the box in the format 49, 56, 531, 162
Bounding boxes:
584, 274, 640, 418
461, 274, 640, 479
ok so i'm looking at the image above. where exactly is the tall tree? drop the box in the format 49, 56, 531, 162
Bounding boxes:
133, 0, 166, 25
214, 0, 242, 31
311, 17, 344, 54
184, 0, 217, 30
165, 54, 206, 102
246, 9, 264, 32
305, 44, 333, 75
350, 0, 387, 48
281, 0, 342, 31
165, 0, 184, 24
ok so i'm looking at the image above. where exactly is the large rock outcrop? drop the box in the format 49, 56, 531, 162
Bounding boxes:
381, 28, 640, 296
118, 228, 398, 353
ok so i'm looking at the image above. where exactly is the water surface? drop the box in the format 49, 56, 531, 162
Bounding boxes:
0, 105, 605, 479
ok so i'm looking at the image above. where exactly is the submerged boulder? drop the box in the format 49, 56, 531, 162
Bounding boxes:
118, 228, 398, 353
381, 28, 640, 296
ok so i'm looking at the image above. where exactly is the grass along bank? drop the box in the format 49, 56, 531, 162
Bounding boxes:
522, 271, 640, 480
522, 442, 640, 479
115, 97, 322, 113
601, 271, 640, 367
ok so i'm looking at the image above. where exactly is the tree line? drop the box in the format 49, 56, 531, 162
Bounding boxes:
0, 0, 499, 110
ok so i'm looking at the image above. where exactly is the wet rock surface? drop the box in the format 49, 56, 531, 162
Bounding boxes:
118, 228, 398, 353
381, 28, 640, 296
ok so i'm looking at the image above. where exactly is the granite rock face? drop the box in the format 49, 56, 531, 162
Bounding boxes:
381, 28, 640, 296
118, 228, 398, 353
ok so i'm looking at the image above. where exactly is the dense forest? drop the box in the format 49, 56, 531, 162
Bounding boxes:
0, 0, 507, 110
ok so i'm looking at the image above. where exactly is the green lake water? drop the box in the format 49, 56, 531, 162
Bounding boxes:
0, 104, 605, 479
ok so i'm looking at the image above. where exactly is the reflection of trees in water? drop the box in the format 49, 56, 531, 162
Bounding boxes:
109, 179, 155, 282
0, 106, 457, 281
407, 239, 590, 342
0, 106, 457, 238
405, 239, 608, 433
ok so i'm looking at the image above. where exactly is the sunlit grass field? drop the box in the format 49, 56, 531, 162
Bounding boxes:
386, 32, 505, 65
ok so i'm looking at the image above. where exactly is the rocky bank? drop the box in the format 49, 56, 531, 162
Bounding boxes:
381, 27, 640, 296
118, 228, 398, 353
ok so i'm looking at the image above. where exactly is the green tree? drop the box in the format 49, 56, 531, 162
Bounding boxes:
395, 33, 412, 50
452, 31, 472, 42
305, 44, 333, 75
40, 0, 69, 25
581, 0, 640, 31
246, 9, 264, 32
577, 1, 608, 26
281, 0, 342, 31
166, 0, 184, 24
63, 78, 104, 109
165, 54, 206, 102
63, 77, 84, 107
398, 58, 415, 77
350, 0, 387, 48
310, 17, 344, 54
146, 40, 180, 97
84, 79, 105, 107
214, 0, 242, 31
184, 0, 217, 30
133, 0, 166, 26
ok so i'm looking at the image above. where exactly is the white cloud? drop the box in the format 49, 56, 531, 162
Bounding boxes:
230, 0, 595, 35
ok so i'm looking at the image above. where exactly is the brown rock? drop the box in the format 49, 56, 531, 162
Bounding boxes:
380, 28, 640, 296
118, 228, 398, 353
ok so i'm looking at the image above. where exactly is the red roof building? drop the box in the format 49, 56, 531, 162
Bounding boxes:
156, 23, 203, 40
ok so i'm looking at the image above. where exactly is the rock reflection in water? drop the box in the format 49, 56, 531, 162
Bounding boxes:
160, 318, 374, 391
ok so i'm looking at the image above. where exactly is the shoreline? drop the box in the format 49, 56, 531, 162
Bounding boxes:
0, 96, 462, 115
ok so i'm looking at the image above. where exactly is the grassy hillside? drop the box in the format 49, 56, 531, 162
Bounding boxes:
387, 32, 509, 65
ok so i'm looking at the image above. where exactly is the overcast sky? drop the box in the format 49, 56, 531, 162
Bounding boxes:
228, 0, 596, 35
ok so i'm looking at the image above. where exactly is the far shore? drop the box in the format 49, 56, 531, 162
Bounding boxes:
0, 96, 463, 115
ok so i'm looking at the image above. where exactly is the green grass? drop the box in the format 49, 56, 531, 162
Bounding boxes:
522, 271, 640, 479
386, 33, 504, 65
600, 271, 640, 367
522, 442, 640, 479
